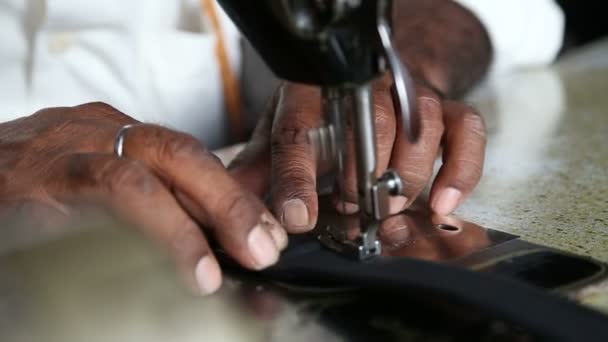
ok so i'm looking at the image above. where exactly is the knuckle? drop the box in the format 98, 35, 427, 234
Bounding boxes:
103, 160, 160, 195
272, 158, 315, 199
399, 164, 433, 193
449, 159, 484, 187
403, 172, 430, 193
417, 95, 442, 118
64, 153, 95, 182
29, 106, 71, 123
271, 145, 313, 175
221, 192, 257, 222
273, 88, 321, 145
72, 102, 135, 124
81, 101, 119, 112
462, 110, 486, 138
374, 105, 396, 136
278, 173, 315, 200
170, 219, 206, 257
75, 102, 121, 116
271, 125, 310, 146
161, 132, 208, 162
271, 107, 314, 145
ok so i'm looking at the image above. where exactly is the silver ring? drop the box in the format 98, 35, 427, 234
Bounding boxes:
114, 124, 137, 158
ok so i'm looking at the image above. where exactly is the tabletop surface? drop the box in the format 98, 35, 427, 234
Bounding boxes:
1, 40, 608, 341
460, 40, 608, 261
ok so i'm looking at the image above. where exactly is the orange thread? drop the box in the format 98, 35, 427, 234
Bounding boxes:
201, 0, 244, 141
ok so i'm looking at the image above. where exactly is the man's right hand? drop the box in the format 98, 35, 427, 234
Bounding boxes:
0, 102, 287, 295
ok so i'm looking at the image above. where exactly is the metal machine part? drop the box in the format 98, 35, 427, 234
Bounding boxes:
294, 0, 418, 259
309, 82, 410, 259
219, 0, 418, 260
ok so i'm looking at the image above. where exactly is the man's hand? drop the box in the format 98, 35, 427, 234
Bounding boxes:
230, 80, 486, 233
232, 0, 492, 233
0, 102, 287, 295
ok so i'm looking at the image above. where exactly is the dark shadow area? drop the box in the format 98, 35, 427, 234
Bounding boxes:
557, 1, 608, 51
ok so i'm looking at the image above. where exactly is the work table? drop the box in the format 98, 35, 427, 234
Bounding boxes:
461, 40, 608, 260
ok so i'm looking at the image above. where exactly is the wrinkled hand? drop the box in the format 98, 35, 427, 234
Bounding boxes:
231, 78, 486, 233
0, 103, 287, 295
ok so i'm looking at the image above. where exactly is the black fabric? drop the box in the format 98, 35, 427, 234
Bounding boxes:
221, 234, 608, 341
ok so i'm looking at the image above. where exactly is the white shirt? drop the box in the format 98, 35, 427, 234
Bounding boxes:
0, 0, 240, 148
0, 0, 564, 148
455, 0, 565, 76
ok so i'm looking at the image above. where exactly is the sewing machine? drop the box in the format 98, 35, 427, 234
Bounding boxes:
215, 3, 608, 304
218, 0, 417, 259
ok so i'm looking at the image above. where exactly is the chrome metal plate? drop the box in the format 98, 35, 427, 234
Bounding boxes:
315, 196, 517, 263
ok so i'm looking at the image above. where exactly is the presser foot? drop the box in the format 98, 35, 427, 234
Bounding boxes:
317, 222, 382, 261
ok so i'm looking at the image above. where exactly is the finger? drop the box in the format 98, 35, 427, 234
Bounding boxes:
270, 83, 321, 233
389, 86, 445, 213
119, 125, 287, 270
51, 153, 221, 295
228, 87, 281, 196
430, 101, 486, 215
172, 187, 286, 253
334, 75, 398, 213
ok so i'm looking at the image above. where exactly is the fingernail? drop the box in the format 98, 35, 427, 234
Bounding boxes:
194, 255, 222, 296
433, 187, 462, 215
335, 201, 359, 214
260, 212, 288, 251
248, 225, 279, 269
282, 199, 310, 231
389, 196, 408, 214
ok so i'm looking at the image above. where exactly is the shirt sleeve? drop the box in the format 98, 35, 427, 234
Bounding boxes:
453, 0, 565, 75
